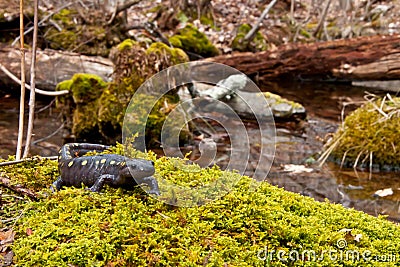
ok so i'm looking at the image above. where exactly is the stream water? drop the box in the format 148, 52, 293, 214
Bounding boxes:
0, 82, 399, 222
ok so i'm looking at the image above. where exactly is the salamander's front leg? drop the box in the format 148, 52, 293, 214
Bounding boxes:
137, 176, 160, 195
88, 174, 115, 192
51, 176, 64, 192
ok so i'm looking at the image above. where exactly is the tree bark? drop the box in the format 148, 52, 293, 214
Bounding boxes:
207, 34, 400, 82
0, 45, 113, 92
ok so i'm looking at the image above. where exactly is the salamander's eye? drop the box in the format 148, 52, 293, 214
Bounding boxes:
131, 165, 137, 169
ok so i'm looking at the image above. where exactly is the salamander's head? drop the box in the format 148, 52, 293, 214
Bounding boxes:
122, 158, 155, 179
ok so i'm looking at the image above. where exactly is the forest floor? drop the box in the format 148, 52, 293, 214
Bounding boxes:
126, 0, 400, 53
2, 0, 400, 55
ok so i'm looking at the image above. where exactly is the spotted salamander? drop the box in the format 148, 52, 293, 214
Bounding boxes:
52, 143, 160, 195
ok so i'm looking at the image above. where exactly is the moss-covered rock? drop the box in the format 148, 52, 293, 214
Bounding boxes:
1, 146, 399, 266
69, 74, 107, 104
322, 96, 400, 170
56, 73, 107, 141
169, 23, 219, 58
57, 41, 189, 144
232, 23, 268, 52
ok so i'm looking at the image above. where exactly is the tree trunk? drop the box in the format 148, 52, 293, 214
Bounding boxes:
207, 34, 400, 82
0, 45, 113, 92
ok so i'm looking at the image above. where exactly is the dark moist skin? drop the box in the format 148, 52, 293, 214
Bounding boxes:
52, 143, 160, 195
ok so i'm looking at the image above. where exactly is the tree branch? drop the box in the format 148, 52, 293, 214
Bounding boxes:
0, 62, 69, 96
117, 0, 140, 14
244, 0, 278, 42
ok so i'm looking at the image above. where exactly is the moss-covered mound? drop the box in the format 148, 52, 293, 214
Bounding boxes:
56, 73, 108, 141
232, 23, 268, 52
321, 95, 400, 171
1, 147, 399, 266
57, 41, 189, 144
169, 24, 219, 58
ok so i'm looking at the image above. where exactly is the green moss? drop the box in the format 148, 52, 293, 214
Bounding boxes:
263, 92, 303, 109
199, 14, 217, 29
56, 79, 73, 92
56, 74, 107, 140
123, 93, 188, 148
97, 77, 144, 142
69, 73, 107, 103
46, 28, 77, 48
117, 39, 137, 51
44, 8, 122, 56
0, 156, 58, 191
326, 96, 400, 169
177, 11, 189, 24
72, 104, 101, 139
52, 8, 76, 26
2, 147, 399, 266
232, 23, 268, 52
146, 42, 189, 65
168, 24, 219, 58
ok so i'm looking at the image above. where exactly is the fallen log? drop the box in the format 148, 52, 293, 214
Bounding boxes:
0, 45, 114, 92
2, 34, 400, 92
207, 34, 400, 82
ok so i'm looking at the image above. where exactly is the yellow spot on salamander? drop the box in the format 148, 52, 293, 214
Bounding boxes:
95, 160, 99, 165
58, 155, 62, 160
110, 160, 116, 165
82, 160, 88, 166
68, 161, 74, 167
121, 162, 126, 166
100, 159, 107, 164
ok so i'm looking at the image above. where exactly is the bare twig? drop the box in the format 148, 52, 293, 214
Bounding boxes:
106, 0, 140, 25
35, 98, 56, 113
106, 3, 119, 26
0, 176, 38, 200
123, 22, 171, 46
32, 122, 65, 145
0, 156, 58, 167
244, 0, 278, 43
0, 62, 69, 96
23, 0, 40, 158
290, 0, 295, 24
16, 0, 26, 160
313, 0, 332, 38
